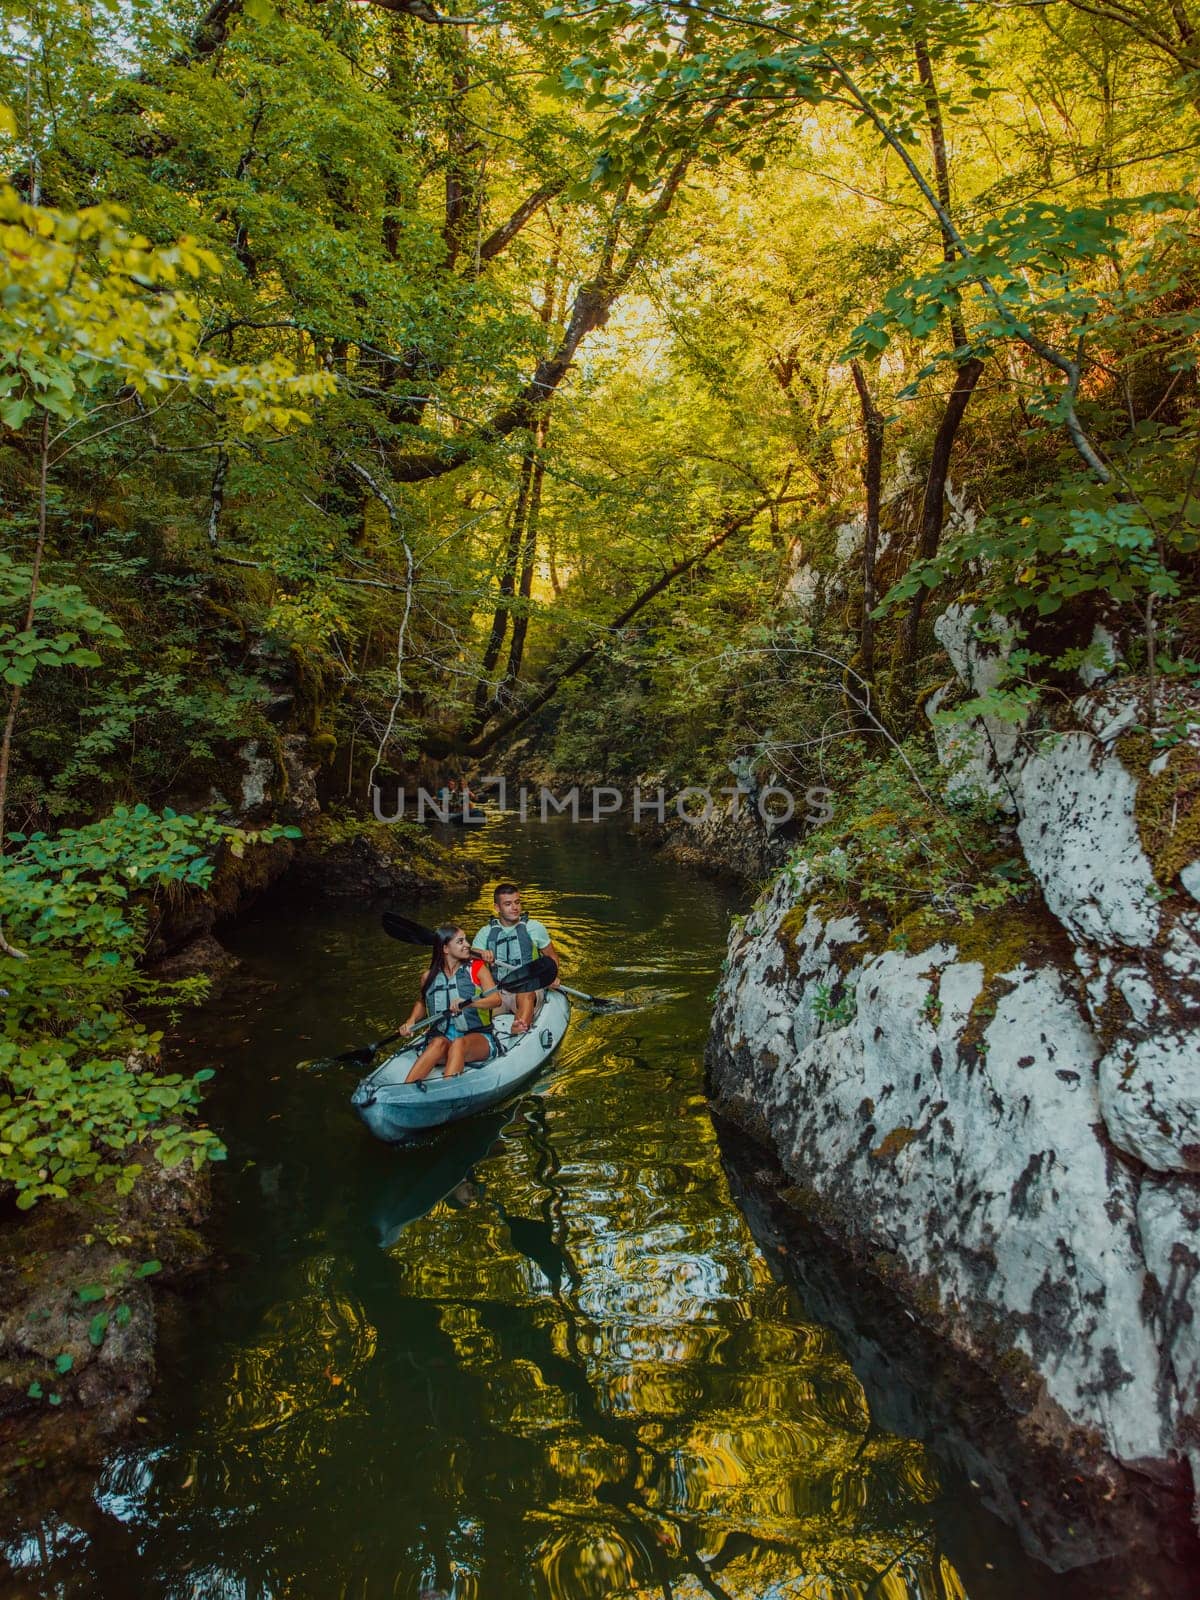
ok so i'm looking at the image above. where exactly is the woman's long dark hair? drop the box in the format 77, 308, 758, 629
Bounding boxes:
422, 925, 463, 999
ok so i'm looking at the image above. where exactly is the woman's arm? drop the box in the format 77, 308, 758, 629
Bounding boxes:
467, 990, 504, 1012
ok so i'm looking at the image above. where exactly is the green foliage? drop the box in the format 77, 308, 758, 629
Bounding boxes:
793, 749, 1031, 933
847, 195, 1199, 396
0, 807, 298, 1207
884, 481, 1189, 620
0, 186, 332, 434
812, 982, 857, 1029
0, 555, 122, 689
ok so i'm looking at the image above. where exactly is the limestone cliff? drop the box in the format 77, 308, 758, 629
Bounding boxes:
707, 611, 1200, 1546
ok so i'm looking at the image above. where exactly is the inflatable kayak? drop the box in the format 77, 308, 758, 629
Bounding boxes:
448, 808, 488, 826
350, 990, 570, 1142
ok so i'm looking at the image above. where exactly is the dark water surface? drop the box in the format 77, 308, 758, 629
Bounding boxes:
4, 820, 1114, 1597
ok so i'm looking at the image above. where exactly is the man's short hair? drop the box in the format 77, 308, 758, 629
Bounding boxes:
493, 882, 519, 901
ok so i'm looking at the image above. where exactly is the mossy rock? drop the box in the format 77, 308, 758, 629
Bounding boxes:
1131, 739, 1200, 888
297, 815, 483, 898
889, 894, 1072, 984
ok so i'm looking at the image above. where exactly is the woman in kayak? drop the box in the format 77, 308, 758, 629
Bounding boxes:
397, 925, 501, 1083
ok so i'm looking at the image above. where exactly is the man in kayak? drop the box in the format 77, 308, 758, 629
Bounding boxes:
397, 924, 502, 1083
473, 883, 561, 1036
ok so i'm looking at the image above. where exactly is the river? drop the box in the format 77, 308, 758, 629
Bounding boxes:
1, 817, 1135, 1597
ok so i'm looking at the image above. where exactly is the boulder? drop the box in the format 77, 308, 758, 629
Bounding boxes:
710, 666, 1200, 1541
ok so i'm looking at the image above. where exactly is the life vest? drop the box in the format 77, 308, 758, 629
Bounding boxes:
483, 913, 540, 971
424, 957, 492, 1034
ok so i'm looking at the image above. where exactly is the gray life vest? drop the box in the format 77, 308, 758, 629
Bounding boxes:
424, 959, 491, 1033
483, 914, 540, 970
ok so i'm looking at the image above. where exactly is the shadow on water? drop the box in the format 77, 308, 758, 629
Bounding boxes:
713, 1119, 1200, 1600
1, 817, 1192, 1598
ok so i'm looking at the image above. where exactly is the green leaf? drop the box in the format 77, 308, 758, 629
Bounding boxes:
0, 397, 34, 430
88, 1312, 110, 1348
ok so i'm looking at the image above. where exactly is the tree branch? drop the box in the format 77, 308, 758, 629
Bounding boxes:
434, 484, 798, 759
388, 111, 719, 484
348, 0, 485, 24
478, 181, 566, 263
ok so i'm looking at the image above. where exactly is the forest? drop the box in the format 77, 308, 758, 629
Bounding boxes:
2, 0, 1199, 1206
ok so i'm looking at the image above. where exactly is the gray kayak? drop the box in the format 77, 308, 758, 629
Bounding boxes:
350, 990, 571, 1142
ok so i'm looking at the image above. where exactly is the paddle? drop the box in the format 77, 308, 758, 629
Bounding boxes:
380, 910, 628, 1011
333, 954, 557, 1067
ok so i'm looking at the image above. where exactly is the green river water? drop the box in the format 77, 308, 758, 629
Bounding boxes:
0, 818, 1155, 1598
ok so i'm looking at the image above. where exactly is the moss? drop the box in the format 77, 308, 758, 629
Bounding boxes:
312, 813, 424, 857
912, 1279, 942, 1317
871, 1125, 918, 1161
301, 812, 483, 898
1130, 739, 1200, 887
891, 895, 1071, 979
996, 1343, 1038, 1383
896, 895, 1074, 1064
778, 904, 812, 953
777, 897, 889, 979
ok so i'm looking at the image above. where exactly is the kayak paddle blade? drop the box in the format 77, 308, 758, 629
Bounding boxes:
332, 1024, 406, 1066
381, 911, 437, 946
332, 1042, 381, 1066
502, 955, 558, 993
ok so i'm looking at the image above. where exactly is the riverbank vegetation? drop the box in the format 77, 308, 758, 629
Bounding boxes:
3, 0, 1200, 1205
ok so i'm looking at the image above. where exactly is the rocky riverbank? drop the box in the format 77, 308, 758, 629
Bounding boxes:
705, 609, 1200, 1570
0, 1157, 210, 1524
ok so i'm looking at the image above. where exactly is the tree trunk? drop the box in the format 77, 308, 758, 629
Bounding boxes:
914, 30, 967, 351
849, 360, 885, 685
471, 445, 537, 719
895, 357, 985, 691
471, 230, 562, 721
502, 414, 549, 689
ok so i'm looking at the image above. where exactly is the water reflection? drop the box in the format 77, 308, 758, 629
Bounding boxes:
1, 819, 1055, 1598
370, 1082, 955, 1600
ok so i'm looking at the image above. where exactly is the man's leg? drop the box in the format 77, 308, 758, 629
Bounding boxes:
514, 990, 535, 1033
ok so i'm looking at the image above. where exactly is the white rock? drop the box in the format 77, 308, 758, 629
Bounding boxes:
927, 683, 1024, 808
1095, 705, 1140, 742
1016, 734, 1160, 948
712, 674, 1200, 1511
1114, 967, 1159, 1027
713, 889, 1184, 1472
1079, 624, 1119, 688
711, 910, 1168, 1464
1098, 1032, 1200, 1174
783, 562, 819, 614
835, 519, 864, 561
927, 606, 1026, 807
238, 740, 274, 813
1137, 1180, 1200, 1468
